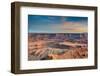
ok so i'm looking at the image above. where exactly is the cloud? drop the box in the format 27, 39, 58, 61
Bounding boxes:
52, 22, 87, 33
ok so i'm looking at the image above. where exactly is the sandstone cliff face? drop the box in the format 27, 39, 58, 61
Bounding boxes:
48, 47, 88, 59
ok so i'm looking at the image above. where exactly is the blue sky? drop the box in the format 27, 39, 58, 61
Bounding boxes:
28, 15, 88, 33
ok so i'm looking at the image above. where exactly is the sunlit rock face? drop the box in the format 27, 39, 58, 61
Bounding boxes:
48, 47, 88, 59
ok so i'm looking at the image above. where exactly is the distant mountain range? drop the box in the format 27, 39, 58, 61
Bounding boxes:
28, 33, 87, 40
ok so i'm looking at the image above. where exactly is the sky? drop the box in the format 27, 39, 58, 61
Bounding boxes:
28, 15, 88, 33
